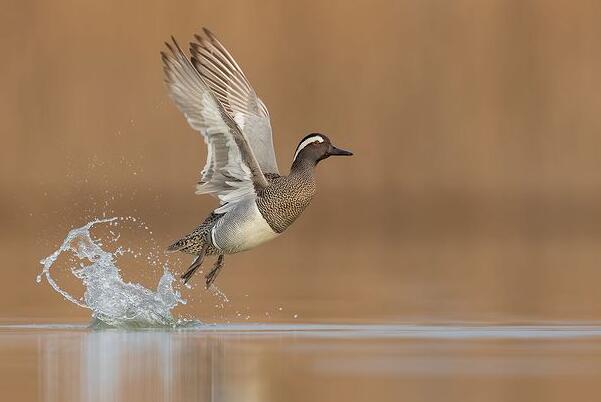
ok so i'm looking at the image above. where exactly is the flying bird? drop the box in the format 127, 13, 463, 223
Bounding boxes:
161, 29, 353, 288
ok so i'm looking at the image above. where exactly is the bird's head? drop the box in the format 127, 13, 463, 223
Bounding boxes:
292, 133, 353, 167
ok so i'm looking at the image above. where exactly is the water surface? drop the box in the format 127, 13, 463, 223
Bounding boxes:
17, 220, 601, 401
2, 323, 601, 402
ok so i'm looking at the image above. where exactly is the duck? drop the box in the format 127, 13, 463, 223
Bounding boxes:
161, 28, 353, 288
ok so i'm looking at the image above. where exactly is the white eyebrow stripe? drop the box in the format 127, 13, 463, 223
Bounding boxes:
293, 135, 324, 161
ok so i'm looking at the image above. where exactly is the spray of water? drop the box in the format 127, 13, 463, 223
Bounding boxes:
37, 218, 200, 328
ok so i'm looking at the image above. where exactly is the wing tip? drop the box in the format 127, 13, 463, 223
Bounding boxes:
201, 27, 217, 42
170, 35, 186, 55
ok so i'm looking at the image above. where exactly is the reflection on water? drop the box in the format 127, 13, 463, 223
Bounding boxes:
2, 324, 601, 401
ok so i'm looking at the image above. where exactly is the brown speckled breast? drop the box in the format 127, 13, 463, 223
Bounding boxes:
256, 172, 316, 233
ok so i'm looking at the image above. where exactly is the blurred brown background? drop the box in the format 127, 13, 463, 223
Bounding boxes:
1, 0, 601, 323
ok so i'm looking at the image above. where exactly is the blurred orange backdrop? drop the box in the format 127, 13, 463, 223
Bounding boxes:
2, 0, 601, 323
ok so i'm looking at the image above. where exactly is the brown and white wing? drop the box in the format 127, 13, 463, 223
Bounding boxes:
161, 37, 269, 212
189, 28, 279, 175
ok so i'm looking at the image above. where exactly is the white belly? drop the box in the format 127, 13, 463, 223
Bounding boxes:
211, 201, 279, 253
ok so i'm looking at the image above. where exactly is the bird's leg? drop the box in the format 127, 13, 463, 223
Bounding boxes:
205, 255, 225, 289
181, 243, 208, 284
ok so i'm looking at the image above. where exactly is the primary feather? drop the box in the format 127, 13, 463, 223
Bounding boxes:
161, 36, 269, 212
190, 28, 279, 175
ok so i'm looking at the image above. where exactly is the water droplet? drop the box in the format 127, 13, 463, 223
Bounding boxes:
36, 218, 192, 328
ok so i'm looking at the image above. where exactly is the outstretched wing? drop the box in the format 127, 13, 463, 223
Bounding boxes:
190, 28, 279, 174
161, 37, 269, 212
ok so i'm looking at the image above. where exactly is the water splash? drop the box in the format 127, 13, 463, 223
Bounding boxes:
37, 218, 199, 328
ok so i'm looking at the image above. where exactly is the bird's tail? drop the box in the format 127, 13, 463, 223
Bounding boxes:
167, 213, 222, 254
166, 238, 187, 253
166, 233, 203, 253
